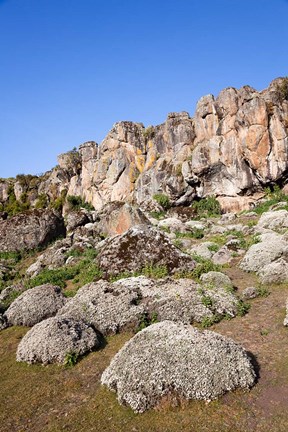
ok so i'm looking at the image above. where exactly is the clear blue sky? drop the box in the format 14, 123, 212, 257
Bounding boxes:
1, 0, 288, 178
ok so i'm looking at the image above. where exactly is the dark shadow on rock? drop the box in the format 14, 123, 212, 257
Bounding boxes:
247, 350, 261, 383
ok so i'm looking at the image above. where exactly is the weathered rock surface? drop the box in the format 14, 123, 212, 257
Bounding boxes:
58, 280, 144, 335
95, 202, 150, 236
0, 313, 8, 330
258, 258, 288, 284
0, 283, 25, 308
16, 317, 99, 365
255, 209, 288, 231
240, 232, 288, 273
101, 321, 256, 412
1, 78, 287, 214
96, 225, 196, 276
58, 276, 239, 334
5, 284, 66, 327
0, 209, 66, 252
200, 271, 233, 290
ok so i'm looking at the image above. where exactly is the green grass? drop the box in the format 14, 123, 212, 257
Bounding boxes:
175, 229, 204, 239
109, 264, 169, 282
152, 194, 171, 210
26, 248, 102, 290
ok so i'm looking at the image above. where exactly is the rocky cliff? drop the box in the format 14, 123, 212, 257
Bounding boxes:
1, 77, 288, 213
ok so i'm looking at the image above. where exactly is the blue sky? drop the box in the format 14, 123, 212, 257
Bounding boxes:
1, 0, 288, 178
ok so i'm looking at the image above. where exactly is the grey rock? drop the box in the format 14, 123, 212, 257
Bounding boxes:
96, 225, 196, 277
256, 210, 288, 231
66, 210, 91, 232
58, 280, 144, 335
0, 209, 66, 252
258, 258, 288, 284
0, 283, 25, 308
240, 232, 288, 273
241, 287, 258, 300
212, 246, 232, 265
5, 284, 66, 327
200, 271, 233, 290
101, 321, 256, 412
16, 316, 99, 365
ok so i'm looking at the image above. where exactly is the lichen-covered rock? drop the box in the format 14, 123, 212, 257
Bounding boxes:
0, 209, 66, 252
58, 275, 239, 334
0, 283, 25, 306
258, 258, 288, 284
5, 284, 66, 327
58, 280, 144, 335
241, 287, 258, 300
212, 245, 232, 265
96, 225, 196, 276
256, 209, 288, 231
240, 232, 288, 273
158, 217, 187, 233
200, 271, 233, 290
101, 321, 256, 412
132, 276, 239, 322
16, 316, 99, 365
66, 210, 91, 232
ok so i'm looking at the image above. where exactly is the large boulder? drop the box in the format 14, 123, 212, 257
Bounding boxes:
258, 258, 288, 284
16, 316, 99, 365
5, 284, 66, 327
0, 209, 66, 252
256, 209, 288, 231
58, 276, 240, 335
57, 280, 144, 335
96, 225, 196, 276
101, 321, 256, 412
240, 232, 288, 273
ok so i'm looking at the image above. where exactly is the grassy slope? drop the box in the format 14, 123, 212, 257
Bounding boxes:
0, 271, 288, 432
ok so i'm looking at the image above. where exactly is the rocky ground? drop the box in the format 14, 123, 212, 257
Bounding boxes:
0, 191, 288, 431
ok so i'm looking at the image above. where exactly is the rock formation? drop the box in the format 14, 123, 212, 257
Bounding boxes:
1, 77, 288, 214
101, 321, 256, 412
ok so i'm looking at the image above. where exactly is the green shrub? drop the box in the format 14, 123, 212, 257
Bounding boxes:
190, 255, 221, 280
64, 352, 79, 367
136, 312, 158, 332
256, 286, 270, 298
35, 194, 49, 209
175, 229, 204, 239
153, 194, 171, 210
192, 196, 221, 218
275, 77, 288, 102
200, 314, 222, 328
149, 211, 166, 220
67, 195, 94, 211
237, 300, 251, 317
253, 185, 288, 215
143, 126, 155, 140
201, 295, 214, 308
207, 244, 219, 252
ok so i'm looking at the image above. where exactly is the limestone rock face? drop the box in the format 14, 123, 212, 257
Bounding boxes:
0, 209, 66, 252
101, 321, 256, 412
16, 316, 99, 365
96, 225, 196, 276
1, 78, 288, 214
95, 202, 150, 236
5, 284, 66, 327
